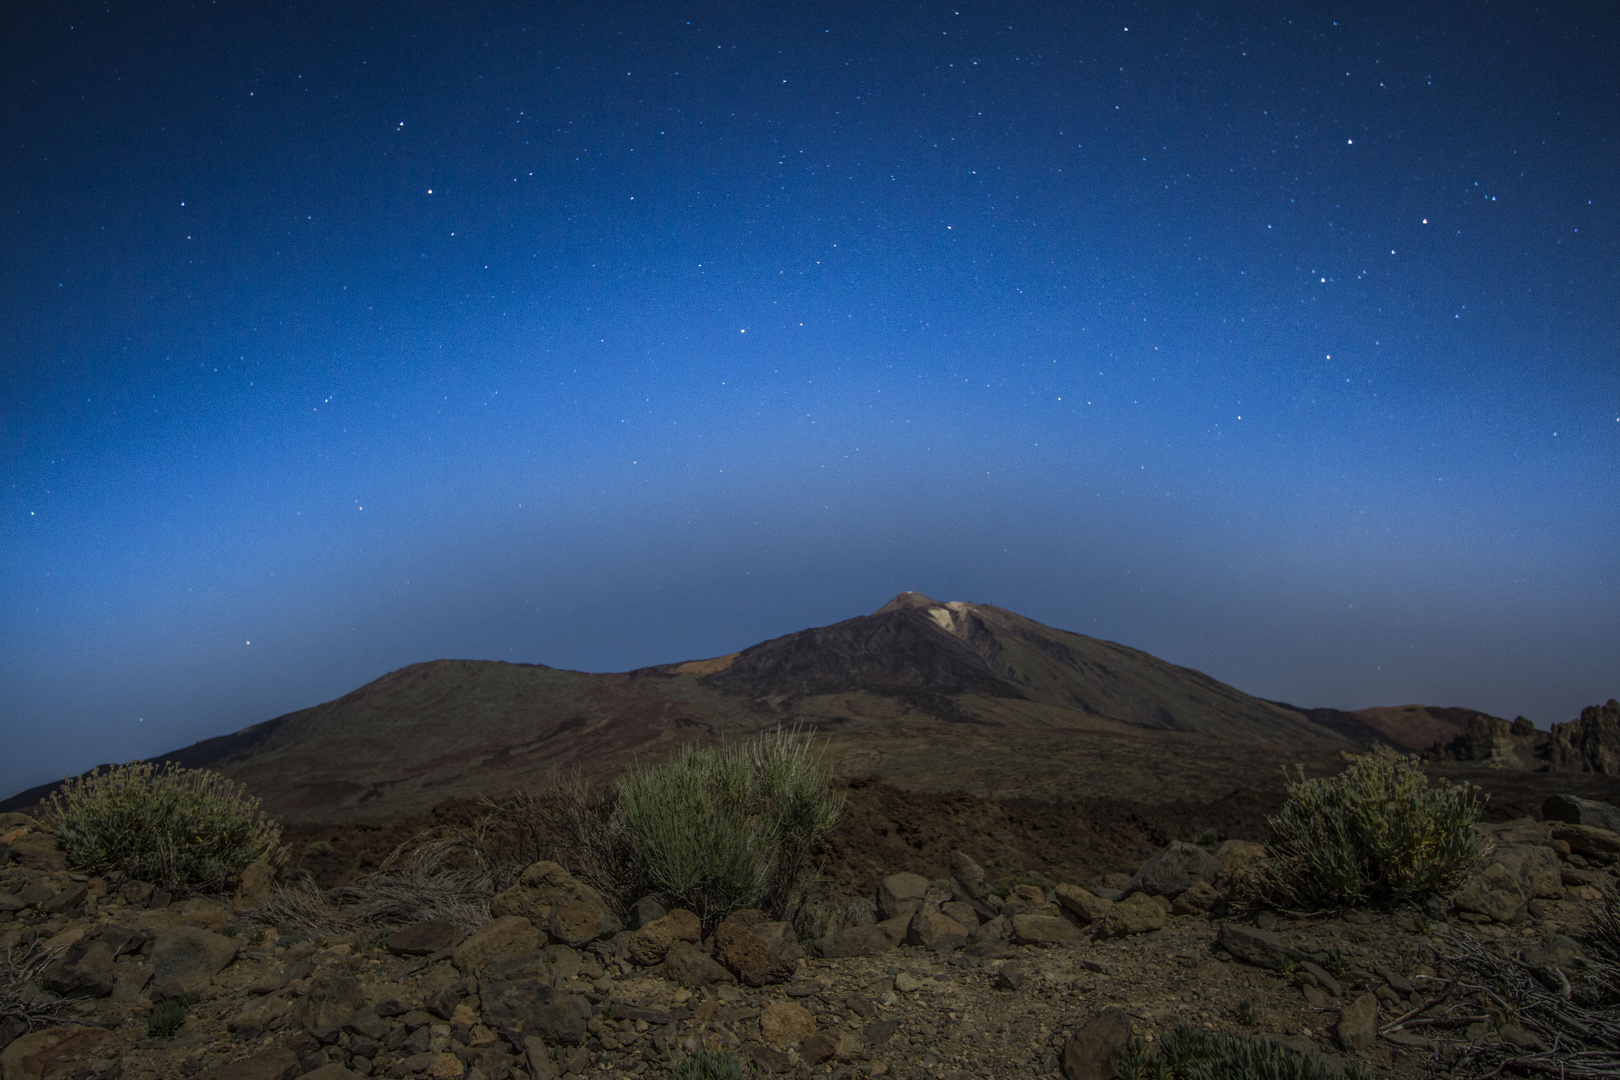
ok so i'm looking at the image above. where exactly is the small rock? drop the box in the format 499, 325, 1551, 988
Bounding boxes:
214, 1045, 301, 1080
1335, 993, 1378, 1054
530, 993, 592, 1046
1101, 893, 1165, 938
814, 924, 894, 959
892, 971, 922, 993
1054, 884, 1112, 923
949, 850, 988, 901
906, 906, 969, 950
1011, 913, 1082, 945
1297, 961, 1341, 998
231, 859, 275, 912
758, 1000, 814, 1049
993, 962, 1026, 990
1550, 823, 1620, 862
877, 872, 929, 922
524, 1035, 558, 1080
0, 1026, 110, 1080
715, 909, 795, 986
798, 1032, 836, 1066
41, 939, 115, 997
1125, 841, 1221, 899
662, 940, 736, 986
452, 915, 542, 976
148, 925, 239, 990
548, 886, 621, 947
748, 1043, 794, 1073
1170, 880, 1222, 916
1500, 1024, 1550, 1052
6, 831, 66, 872
1216, 923, 1312, 971
297, 972, 366, 1030
1061, 1008, 1131, 1080
42, 884, 88, 916
386, 919, 465, 957
1452, 862, 1528, 923
626, 909, 701, 966
1215, 839, 1268, 875
630, 895, 667, 929
862, 1018, 899, 1047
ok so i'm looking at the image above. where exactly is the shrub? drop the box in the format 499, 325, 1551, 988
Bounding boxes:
614, 730, 843, 927
1247, 751, 1484, 909
669, 1048, 759, 1080
44, 761, 288, 891
1115, 1026, 1378, 1080
146, 996, 191, 1039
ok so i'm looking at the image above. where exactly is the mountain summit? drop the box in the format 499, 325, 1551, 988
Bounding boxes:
2, 594, 1490, 821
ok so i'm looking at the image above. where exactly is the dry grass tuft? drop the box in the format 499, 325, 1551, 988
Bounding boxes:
1, 940, 73, 1034
249, 818, 511, 937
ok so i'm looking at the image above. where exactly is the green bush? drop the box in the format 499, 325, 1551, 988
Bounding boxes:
44, 761, 287, 890
1115, 1026, 1377, 1080
669, 1048, 759, 1080
1252, 751, 1483, 909
614, 730, 843, 927
146, 996, 191, 1039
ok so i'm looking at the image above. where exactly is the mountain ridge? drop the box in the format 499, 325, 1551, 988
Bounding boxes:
3, 593, 1505, 820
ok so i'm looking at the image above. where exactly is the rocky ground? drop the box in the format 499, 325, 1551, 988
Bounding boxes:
3, 795, 1619, 1080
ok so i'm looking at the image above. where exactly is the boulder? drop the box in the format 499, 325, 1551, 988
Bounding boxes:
173, 896, 228, 930
148, 925, 239, 989
758, 1001, 814, 1049
814, 924, 894, 959
786, 880, 876, 943
630, 896, 667, 929
907, 907, 970, 949
452, 915, 542, 976
1011, 913, 1082, 946
1335, 994, 1378, 1054
1452, 862, 1528, 923
877, 873, 929, 921
940, 900, 980, 929
1101, 893, 1165, 937
1216, 923, 1313, 971
1061, 1008, 1131, 1080
662, 940, 736, 986
1125, 841, 1221, 899
626, 908, 702, 966
386, 919, 465, 957
1550, 823, 1620, 862
999, 884, 1049, 916
0, 1026, 110, 1080
41, 939, 115, 997
1543, 794, 1620, 835
1054, 884, 1112, 923
949, 850, 989, 901
715, 909, 795, 986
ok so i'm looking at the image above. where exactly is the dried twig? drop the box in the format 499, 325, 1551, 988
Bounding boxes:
1, 941, 72, 1031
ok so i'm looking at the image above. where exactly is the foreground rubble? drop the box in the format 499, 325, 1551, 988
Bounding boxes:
3, 801, 1618, 1080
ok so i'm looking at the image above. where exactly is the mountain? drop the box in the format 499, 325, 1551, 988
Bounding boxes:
1, 593, 1505, 821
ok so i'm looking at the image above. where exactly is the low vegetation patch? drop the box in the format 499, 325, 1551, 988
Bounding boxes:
614, 729, 844, 926
1246, 751, 1484, 909
1115, 1026, 1377, 1080
44, 761, 287, 891
669, 1047, 760, 1080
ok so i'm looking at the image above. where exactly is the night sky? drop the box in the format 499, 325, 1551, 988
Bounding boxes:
4, 2, 1617, 800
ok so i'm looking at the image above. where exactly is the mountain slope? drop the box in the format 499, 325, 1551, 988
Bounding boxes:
5, 593, 1487, 821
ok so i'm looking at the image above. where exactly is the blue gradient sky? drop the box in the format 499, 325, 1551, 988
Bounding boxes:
4, 2, 1617, 800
